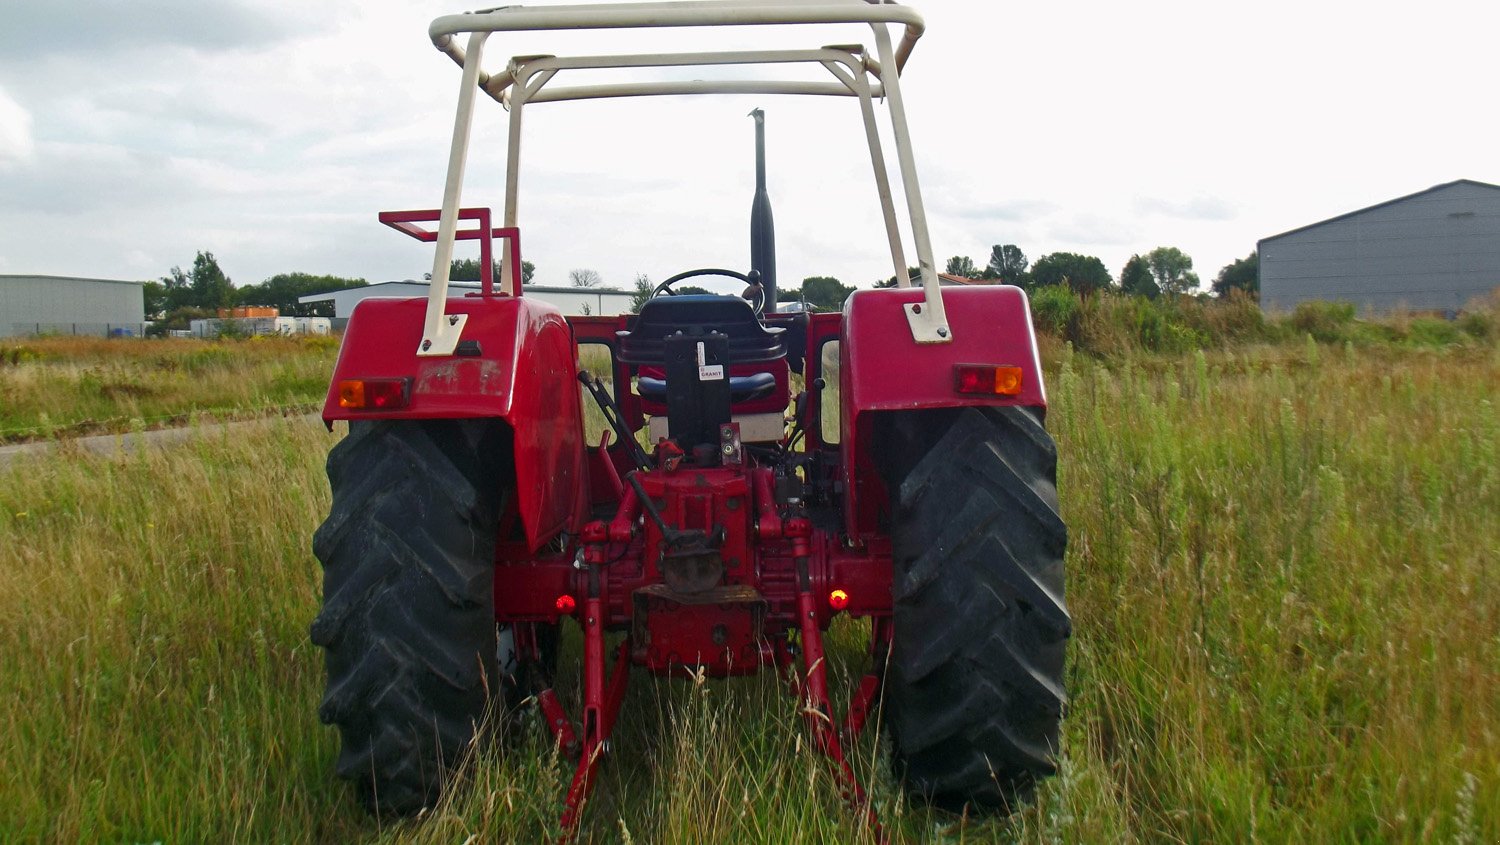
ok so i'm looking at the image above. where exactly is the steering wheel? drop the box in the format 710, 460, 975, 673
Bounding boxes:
651, 267, 766, 316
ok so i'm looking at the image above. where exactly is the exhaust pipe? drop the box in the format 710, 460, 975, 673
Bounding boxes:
749, 108, 777, 313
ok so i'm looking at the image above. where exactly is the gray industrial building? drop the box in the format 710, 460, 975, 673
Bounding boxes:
1259, 179, 1500, 313
1, 275, 147, 337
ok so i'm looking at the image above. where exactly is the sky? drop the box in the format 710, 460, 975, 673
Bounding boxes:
1, 0, 1497, 293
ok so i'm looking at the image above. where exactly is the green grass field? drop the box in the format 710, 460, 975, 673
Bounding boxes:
0, 336, 338, 443
0, 340, 1496, 843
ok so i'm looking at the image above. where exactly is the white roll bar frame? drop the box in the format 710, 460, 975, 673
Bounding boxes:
416, 0, 950, 356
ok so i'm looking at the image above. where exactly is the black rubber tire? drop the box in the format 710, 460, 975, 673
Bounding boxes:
876, 405, 1071, 810
310, 419, 507, 815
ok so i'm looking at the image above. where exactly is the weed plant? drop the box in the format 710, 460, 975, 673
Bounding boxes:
0, 339, 1495, 842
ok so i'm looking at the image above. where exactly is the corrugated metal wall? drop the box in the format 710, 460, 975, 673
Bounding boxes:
1260, 181, 1500, 313
0, 275, 147, 337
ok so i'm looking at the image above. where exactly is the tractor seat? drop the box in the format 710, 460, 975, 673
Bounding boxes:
638, 371, 777, 403
616, 295, 785, 366
618, 294, 790, 423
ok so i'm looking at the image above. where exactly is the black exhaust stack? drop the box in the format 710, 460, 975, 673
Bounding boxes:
749, 108, 777, 313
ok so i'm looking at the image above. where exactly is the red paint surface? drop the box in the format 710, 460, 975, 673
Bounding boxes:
324, 295, 586, 551
839, 285, 1046, 536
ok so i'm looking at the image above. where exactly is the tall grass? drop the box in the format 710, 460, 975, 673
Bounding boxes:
0, 336, 339, 442
0, 342, 1495, 842
1042, 341, 1498, 841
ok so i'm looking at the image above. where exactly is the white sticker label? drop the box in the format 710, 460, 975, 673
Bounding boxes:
696, 341, 706, 367
699, 364, 724, 381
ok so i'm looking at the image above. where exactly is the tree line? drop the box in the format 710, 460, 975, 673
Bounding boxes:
144, 251, 369, 329
146, 241, 1261, 330
886, 244, 1257, 301
146, 253, 562, 329
923, 243, 1259, 301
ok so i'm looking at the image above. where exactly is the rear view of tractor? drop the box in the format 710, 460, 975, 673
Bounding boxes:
310, 1, 1070, 835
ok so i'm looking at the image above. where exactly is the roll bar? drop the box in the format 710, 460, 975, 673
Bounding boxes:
415, 0, 950, 357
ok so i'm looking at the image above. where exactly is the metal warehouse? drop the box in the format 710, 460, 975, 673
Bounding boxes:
1, 275, 147, 338
299, 280, 635, 319
1259, 179, 1500, 313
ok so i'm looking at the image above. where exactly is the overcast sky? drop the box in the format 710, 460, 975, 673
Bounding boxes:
1, 0, 1496, 292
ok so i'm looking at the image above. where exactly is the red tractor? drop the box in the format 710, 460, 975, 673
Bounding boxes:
312, 1, 1069, 835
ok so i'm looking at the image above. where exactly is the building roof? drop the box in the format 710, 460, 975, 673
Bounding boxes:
299, 279, 633, 303
938, 273, 989, 285
0, 274, 145, 286
1260, 179, 1500, 245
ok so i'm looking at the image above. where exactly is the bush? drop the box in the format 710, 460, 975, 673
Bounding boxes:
1029, 284, 1081, 337
1290, 301, 1357, 343
1407, 317, 1463, 347
1457, 310, 1493, 341
296, 334, 341, 353
1025, 287, 1495, 358
1174, 289, 1270, 344
1, 345, 41, 367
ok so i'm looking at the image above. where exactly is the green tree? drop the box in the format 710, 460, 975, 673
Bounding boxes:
1119, 254, 1159, 299
160, 265, 192, 312
1145, 246, 1200, 295
629, 273, 655, 313
986, 244, 1029, 287
1212, 251, 1259, 299
237, 273, 368, 317
141, 280, 168, 320
445, 258, 534, 285
874, 266, 922, 288
1030, 252, 1112, 295
801, 276, 856, 311
944, 255, 979, 277
189, 251, 235, 311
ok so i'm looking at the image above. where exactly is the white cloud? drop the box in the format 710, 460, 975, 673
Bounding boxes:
0, 0, 1497, 288
0, 85, 34, 162
1135, 196, 1238, 222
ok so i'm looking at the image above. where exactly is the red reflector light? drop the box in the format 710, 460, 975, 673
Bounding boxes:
338, 378, 410, 410
555, 595, 576, 614
954, 365, 1024, 396
829, 589, 850, 611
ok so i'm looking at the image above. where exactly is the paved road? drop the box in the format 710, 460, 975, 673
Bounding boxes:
0, 414, 326, 470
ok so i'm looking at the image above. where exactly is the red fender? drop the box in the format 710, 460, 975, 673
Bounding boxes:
322, 295, 587, 551
839, 285, 1048, 537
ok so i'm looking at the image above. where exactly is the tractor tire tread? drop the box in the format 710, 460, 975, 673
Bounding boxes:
879, 405, 1070, 810
312, 419, 504, 816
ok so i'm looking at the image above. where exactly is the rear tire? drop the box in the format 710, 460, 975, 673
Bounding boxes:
876, 406, 1070, 810
310, 419, 507, 815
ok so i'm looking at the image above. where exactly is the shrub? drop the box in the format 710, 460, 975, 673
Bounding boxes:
1029, 284, 1081, 337
1407, 317, 1463, 347
1457, 310, 1493, 341
1174, 289, 1270, 344
297, 334, 342, 353
1, 345, 41, 367
1290, 301, 1357, 343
